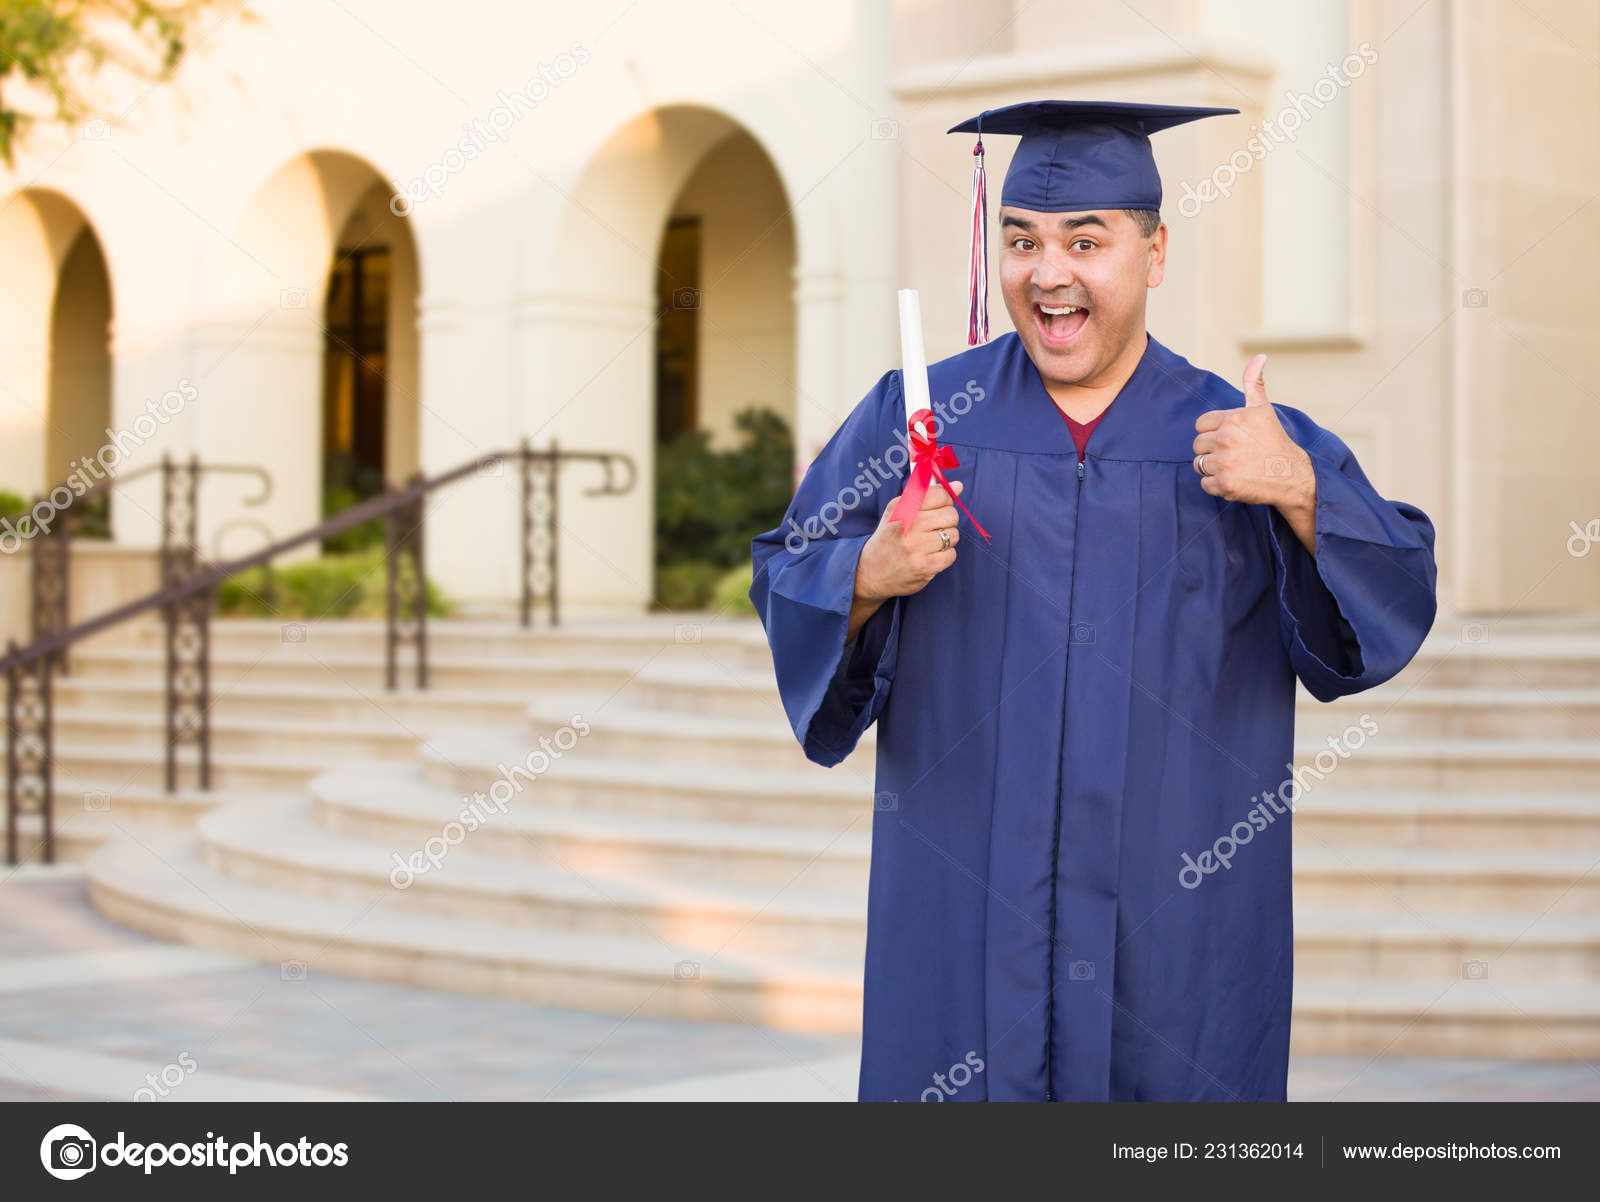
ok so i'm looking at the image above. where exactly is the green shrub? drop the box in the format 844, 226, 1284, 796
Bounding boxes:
655, 407, 793, 572
653, 560, 723, 610
712, 561, 755, 617
0, 489, 35, 536
216, 544, 452, 619
320, 485, 387, 553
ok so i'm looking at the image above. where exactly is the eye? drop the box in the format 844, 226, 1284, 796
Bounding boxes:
1010, 236, 1036, 251
1071, 238, 1096, 252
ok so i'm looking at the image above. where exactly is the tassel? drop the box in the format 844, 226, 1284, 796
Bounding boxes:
966, 126, 989, 346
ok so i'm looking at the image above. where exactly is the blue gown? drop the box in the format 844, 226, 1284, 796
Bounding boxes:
749, 331, 1438, 1101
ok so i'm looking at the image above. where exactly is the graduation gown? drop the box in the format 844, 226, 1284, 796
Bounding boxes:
749, 330, 1438, 1101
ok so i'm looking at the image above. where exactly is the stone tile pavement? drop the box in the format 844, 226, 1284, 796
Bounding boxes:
2, 866, 1596, 1102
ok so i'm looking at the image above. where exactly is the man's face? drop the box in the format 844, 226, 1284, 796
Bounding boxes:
997, 206, 1165, 390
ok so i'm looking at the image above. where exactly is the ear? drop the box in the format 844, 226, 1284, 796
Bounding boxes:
1145, 221, 1168, 289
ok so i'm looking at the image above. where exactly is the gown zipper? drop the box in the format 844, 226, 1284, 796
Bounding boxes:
1045, 453, 1087, 1102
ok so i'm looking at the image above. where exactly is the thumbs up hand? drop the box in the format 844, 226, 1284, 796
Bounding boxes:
1192, 354, 1316, 522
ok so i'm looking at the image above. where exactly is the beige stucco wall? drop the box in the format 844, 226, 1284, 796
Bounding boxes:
0, 0, 1593, 618
890, 0, 1600, 617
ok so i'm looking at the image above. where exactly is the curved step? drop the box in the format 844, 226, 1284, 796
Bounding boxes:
197, 801, 869, 962
1292, 846, 1600, 915
1290, 978, 1600, 1059
418, 725, 876, 828
52, 674, 536, 726
30, 705, 427, 761
309, 761, 871, 891
85, 829, 864, 1034
1300, 686, 1600, 740
1289, 737, 1600, 794
521, 694, 874, 773
5, 741, 328, 793
1291, 790, 1600, 851
1408, 630, 1600, 688
105, 615, 763, 663
1294, 909, 1600, 982
66, 645, 668, 695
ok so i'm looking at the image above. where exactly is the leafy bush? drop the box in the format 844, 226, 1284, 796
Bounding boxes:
0, 490, 35, 536
712, 561, 755, 617
0, 486, 109, 539
216, 544, 452, 619
653, 560, 723, 611
320, 485, 386, 553
655, 407, 793, 573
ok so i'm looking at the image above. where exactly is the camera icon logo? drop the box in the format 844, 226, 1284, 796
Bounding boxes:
82, 118, 112, 141
1070, 623, 1096, 645
1265, 456, 1291, 478
1068, 960, 1095, 981
281, 623, 307, 644
870, 117, 899, 140
674, 960, 700, 981
1462, 959, 1489, 980
674, 622, 701, 644
476, 454, 505, 477
1461, 288, 1489, 308
281, 960, 307, 981
279, 287, 308, 309
672, 287, 700, 310
40, 1123, 97, 1180
84, 790, 111, 812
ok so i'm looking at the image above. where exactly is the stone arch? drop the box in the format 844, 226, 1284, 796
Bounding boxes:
517, 103, 833, 614
191, 149, 422, 555
0, 189, 115, 502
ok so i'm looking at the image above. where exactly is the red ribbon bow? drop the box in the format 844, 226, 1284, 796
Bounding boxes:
888, 408, 992, 544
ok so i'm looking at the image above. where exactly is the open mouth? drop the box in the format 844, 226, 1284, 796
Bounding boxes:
1033, 302, 1089, 348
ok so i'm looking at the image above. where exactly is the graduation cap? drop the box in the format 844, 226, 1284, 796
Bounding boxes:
947, 100, 1238, 345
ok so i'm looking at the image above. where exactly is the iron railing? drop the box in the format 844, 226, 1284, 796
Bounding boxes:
3, 442, 634, 864
29, 455, 273, 675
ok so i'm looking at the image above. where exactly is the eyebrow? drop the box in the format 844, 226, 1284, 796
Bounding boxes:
1000, 213, 1110, 232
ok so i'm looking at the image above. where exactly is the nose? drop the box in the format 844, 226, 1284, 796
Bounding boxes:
1030, 241, 1077, 297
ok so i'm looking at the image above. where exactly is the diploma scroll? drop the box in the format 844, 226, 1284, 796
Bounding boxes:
888, 289, 991, 543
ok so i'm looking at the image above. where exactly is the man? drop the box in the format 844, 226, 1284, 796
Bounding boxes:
749, 100, 1437, 1102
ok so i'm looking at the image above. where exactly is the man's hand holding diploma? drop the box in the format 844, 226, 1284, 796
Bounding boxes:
847, 479, 963, 641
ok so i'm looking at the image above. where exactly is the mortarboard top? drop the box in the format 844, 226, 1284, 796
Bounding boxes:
947, 99, 1238, 344
948, 100, 1238, 212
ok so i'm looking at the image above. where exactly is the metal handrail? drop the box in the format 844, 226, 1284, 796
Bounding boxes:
27, 455, 274, 673
3, 442, 634, 863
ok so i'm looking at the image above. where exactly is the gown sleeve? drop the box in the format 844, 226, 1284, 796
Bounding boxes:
749, 370, 906, 767
1261, 415, 1439, 702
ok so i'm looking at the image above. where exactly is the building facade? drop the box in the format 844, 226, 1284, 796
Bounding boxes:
1, 0, 1595, 617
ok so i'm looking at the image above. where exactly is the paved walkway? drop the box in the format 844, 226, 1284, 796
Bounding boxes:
2, 866, 1596, 1102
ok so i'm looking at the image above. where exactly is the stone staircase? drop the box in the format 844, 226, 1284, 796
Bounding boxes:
8, 614, 1600, 1056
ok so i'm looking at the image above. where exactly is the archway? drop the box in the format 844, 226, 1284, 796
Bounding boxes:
526, 106, 800, 615
0, 190, 113, 508
195, 151, 420, 556
654, 127, 797, 451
